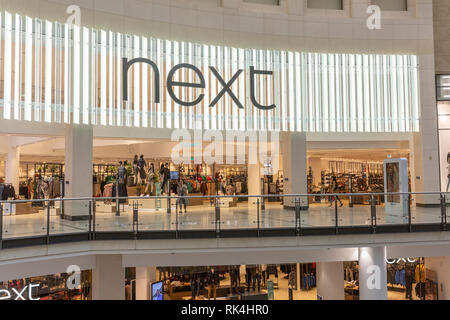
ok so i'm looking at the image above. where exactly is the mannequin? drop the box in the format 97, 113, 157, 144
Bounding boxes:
118, 161, 126, 185
132, 155, 139, 185
138, 155, 147, 184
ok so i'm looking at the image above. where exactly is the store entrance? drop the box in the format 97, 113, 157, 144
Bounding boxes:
307, 148, 411, 207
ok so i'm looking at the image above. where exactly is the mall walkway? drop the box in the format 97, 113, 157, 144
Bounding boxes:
2, 202, 446, 239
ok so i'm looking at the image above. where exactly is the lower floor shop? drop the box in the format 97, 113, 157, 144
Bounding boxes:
0, 256, 441, 301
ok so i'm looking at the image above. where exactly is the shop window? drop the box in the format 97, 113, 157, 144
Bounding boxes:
370, 0, 407, 11
243, 0, 280, 5
307, 0, 343, 10
437, 75, 450, 101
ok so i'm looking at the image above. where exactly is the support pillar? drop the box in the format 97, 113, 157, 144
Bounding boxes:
136, 267, 157, 300
281, 132, 308, 210
92, 255, 125, 300
248, 164, 262, 196
358, 247, 387, 300
5, 145, 20, 196
316, 262, 344, 300
64, 125, 93, 220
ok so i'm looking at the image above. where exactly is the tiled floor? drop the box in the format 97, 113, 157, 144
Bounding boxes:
1, 200, 447, 239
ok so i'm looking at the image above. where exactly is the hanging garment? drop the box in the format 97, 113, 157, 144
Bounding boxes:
415, 264, 426, 283
103, 183, 114, 198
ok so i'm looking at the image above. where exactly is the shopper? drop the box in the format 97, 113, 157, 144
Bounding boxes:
329, 176, 343, 207
177, 180, 189, 214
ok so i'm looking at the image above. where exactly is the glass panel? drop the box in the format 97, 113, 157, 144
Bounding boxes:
411, 194, 442, 225
94, 197, 132, 233
135, 196, 176, 232
220, 196, 258, 230
2, 200, 47, 239
260, 195, 295, 229
303, 194, 338, 228
370, 0, 407, 11
307, 0, 343, 10
336, 194, 373, 227
50, 199, 90, 235
177, 196, 216, 231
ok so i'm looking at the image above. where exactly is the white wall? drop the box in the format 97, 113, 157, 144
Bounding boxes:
425, 256, 450, 300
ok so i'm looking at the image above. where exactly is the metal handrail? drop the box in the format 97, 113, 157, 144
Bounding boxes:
0, 191, 445, 204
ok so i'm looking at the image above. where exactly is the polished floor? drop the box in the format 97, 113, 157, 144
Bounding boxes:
1, 199, 447, 239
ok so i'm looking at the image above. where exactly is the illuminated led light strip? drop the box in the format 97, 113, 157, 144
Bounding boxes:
99, 30, 107, 126
24, 16, 33, 121
326, 54, 337, 132
109, 31, 114, 126
224, 47, 230, 131
82, 27, 90, 125
142, 37, 148, 128
356, 55, 363, 131
210, 45, 217, 131
391, 55, 399, 132
321, 53, 328, 132
34, 19, 42, 122
165, 40, 172, 129
260, 50, 266, 131
411, 55, 419, 131
73, 25, 81, 124
63, 23, 69, 123
116, 33, 122, 127
173, 41, 180, 129
13, 14, 20, 120
203, 45, 210, 130
336, 54, 343, 132
44, 21, 52, 123
288, 52, 294, 132
133, 35, 140, 128
301, 53, 308, 131
349, 54, 356, 132
231, 47, 238, 130
3, 12, 12, 120
294, 52, 301, 132
344, 55, 350, 132
155, 38, 162, 128
0, 11, 421, 133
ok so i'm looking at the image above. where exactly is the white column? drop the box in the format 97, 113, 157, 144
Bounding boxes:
92, 255, 125, 300
281, 132, 307, 209
410, 53, 439, 205
358, 247, 387, 300
136, 267, 157, 300
5, 145, 20, 195
425, 256, 450, 300
316, 262, 344, 300
248, 164, 262, 196
64, 125, 93, 220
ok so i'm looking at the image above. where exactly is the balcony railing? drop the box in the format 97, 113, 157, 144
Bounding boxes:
0, 192, 448, 249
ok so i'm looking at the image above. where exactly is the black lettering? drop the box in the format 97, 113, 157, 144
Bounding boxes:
250, 66, 276, 110
209, 67, 243, 109
122, 57, 160, 103
167, 63, 205, 107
